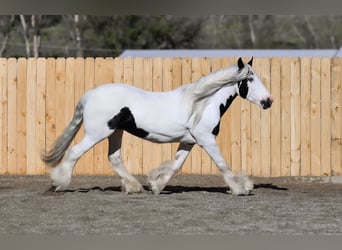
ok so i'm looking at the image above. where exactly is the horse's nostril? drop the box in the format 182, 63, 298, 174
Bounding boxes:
261, 97, 273, 109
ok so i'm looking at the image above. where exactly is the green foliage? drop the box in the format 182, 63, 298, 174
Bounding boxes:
0, 15, 341, 57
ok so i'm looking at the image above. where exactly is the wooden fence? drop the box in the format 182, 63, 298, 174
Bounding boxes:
0, 57, 341, 177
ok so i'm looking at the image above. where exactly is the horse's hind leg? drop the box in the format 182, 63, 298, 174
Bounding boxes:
51, 135, 100, 191
148, 143, 193, 194
108, 130, 143, 193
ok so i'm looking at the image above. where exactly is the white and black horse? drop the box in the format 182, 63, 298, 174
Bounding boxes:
42, 57, 273, 195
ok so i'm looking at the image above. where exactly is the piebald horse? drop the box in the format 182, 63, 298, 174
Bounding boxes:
42, 57, 273, 195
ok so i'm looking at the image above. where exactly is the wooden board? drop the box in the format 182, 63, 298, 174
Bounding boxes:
161, 58, 173, 166
220, 58, 234, 174
190, 57, 202, 174
171, 58, 182, 173
17, 58, 27, 174
82, 57, 95, 175
310, 57, 321, 176
320, 58, 331, 176
280, 57, 291, 176
300, 58, 311, 176
200, 57, 213, 174
7, 58, 17, 174
132, 58, 144, 175
180, 58, 192, 174
73, 58, 86, 175
36, 58, 47, 174
211, 58, 223, 175
251, 58, 262, 177
290, 58, 301, 176
45, 58, 57, 174
0, 59, 8, 174
331, 58, 341, 175
260, 58, 271, 177
270, 57, 281, 177
142, 58, 154, 175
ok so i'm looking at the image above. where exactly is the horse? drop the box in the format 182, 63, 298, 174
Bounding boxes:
41, 57, 273, 195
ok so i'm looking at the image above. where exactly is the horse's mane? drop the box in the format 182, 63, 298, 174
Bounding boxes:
183, 64, 252, 125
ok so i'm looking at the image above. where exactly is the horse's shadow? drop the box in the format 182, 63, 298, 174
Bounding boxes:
43, 183, 287, 195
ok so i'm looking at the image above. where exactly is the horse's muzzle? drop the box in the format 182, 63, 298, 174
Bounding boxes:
261, 97, 273, 109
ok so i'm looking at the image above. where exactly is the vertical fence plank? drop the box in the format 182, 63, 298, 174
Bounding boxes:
132, 57, 144, 175
290, 58, 301, 176
65, 58, 75, 143
200, 57, 213, 174
270, 57, 281, 177
180, 58, 192, 174
251, 58, 262, 176
149, 58, 163, 172
7, 58, 17, 174
122, 57, 134, 174
73, 58, 86, 175
17, 58, 27, 174
102, 58, 115, 175
45, 58, 56, 174
55, 58, 66, 156
36, 58, 47, 174
93, 58, 105, 175
190, 58, 202, 174
142, 58, 153, 175
311, 57, 321, 176
63, 57, 76, 175
280, 58, 291, 176
171, 58, 182, 173
161, 58, 173, 166
260, 58, 271, 177
112, 57, 124, 176
229, 59, 242, 175
320, 58, 331, 176
220, 58, 234, 174
0, 59, 8, 174
211, 58, 223, 175
331, 58, 341, 175
300, 58, 311, 176
240, 97, 251, 174
82, 57, 95, 175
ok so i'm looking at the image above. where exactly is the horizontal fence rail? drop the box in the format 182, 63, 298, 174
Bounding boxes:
0, 57, 341, 177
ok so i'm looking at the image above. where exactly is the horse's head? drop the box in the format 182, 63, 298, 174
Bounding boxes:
236, 57, 273, 110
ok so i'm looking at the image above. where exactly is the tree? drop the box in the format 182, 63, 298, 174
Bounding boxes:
0, 15, 16, 57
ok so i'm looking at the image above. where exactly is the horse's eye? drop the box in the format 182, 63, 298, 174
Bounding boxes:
247, 77, 254, 82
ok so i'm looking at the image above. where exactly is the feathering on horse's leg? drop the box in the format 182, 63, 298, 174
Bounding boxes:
107, 130, 143, 194
148, 143, 193, 194
200, 139, 253, 195
51, 135, 99, 191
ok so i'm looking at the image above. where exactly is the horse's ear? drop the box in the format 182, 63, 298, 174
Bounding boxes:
247, 57, 253, 66
237, 57, 244, 71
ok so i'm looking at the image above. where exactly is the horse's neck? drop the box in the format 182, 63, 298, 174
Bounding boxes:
188, 83, 238, 125
208, 84, 238, 115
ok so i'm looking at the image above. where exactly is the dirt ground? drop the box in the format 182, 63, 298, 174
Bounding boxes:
0, 174, 341, 235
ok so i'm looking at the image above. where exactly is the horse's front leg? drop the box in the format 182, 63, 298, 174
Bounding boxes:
199, 137, 253, 195
148, 142, 193, 194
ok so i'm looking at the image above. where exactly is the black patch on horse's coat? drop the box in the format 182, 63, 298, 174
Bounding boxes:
238, 78, 249, 99
212, 94, 238, 136
219, 94, 238, 117
107, 107, 149, 138
212, 122, 221, 136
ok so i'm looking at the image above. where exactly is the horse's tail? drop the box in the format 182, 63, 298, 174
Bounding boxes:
41, 100, 84, 167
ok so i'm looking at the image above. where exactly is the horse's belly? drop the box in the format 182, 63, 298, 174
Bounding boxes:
142, 130, 196, 144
